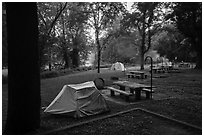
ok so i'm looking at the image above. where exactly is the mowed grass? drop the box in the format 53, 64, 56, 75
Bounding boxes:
40, 69, 126, 107
49, 69, 202, 135
2, 68, 202, 134
2, 68, 126, 131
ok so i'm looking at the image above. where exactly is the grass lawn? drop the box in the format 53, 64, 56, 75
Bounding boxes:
2, 68, 125, 131
2, 68, 202, 134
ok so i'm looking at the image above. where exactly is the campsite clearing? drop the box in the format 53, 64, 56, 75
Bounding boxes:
44, 81, 109, 117
2, 68, 202, 134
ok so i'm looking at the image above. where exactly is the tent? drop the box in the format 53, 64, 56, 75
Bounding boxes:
44, 81, 109, 118
110, 62, 125, 71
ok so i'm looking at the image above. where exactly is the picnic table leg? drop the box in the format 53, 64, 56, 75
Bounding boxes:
141, 74, 144, 79
110, 90, 115, 96
130, 88, 134, 94
135, 88, 141, 100
146, 91, 150, 99
119, 86, 125, 96
119, 86, 125, 91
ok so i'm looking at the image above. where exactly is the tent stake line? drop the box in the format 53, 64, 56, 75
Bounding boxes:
41, 108, 201, 135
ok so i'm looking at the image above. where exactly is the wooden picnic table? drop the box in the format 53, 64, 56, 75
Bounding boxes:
152, 67, 165, 73
128, 70, 147, 79
113, 80, 155, 100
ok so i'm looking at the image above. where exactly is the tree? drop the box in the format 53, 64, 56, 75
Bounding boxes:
153, 25, 187, 61
87, 2, 126, 73
167, 2, 202, 69
101, 29, 140, 64
38, 2, 67, 70
122, 2, 164, 70
63, 3, 90, 68
5, 3, 41, 134
38, 2, 90, 69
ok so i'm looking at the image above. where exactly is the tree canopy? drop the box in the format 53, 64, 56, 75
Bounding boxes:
166, 2, 202, 68
2, 2, 202, 70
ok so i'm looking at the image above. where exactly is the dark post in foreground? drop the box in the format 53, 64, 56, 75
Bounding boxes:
5, 3, 41, 134
145, 56, 153, 99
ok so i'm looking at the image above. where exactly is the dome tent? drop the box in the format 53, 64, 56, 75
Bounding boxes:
44, 81, 109, 118
110, 62, 126, 71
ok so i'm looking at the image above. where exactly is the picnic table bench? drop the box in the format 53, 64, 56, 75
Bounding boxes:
126, 73, 143, 79
107, 86, 132, 101
126, 71, 147, 79
141, 88, 155, 99
152, 67, 165, 73
106, 81, 156, 101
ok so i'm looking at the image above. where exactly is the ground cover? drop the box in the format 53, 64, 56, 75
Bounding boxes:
2, 68, 202, 134
2, 68, 125, 131
51, 108, 201, 135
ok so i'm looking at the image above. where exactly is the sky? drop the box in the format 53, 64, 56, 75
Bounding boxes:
126, 2, 133, 13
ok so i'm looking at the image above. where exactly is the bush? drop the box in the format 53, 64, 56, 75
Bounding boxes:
110, 76, 119, 80
86, 66, 93, 70
59, 68, 73, 74
41, 70, 59, 79
100, 64, 112, 68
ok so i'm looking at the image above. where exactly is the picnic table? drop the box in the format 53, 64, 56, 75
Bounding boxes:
109, 80, 156, 101
152, 67, 165, 73
152, 66, 173, 73
127, 70, 147, 79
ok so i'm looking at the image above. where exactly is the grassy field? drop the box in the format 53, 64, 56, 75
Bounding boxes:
2, 68, 202, 134
2, 68, 125, 131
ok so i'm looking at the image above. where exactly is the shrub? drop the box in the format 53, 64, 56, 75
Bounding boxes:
87, 66, 92, 70
100, 64, 112, 68
41, 70, 59, 79
110, 76, 119, 80
59, 68, 73, 74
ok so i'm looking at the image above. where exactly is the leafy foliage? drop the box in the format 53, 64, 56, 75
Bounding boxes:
153, 24, 198, 62
38, 2, 91, 70
38, 2, 68, 70
167, 2, 202, 68
121, 2, 164, 69
87, 2, 126, 73
101, 29, 140, 64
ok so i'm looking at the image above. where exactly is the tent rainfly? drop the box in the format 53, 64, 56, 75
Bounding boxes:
110, 62, 125, 71
44, 81, 109, 118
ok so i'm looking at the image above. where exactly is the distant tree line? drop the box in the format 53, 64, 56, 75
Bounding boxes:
2, 2, 202, 71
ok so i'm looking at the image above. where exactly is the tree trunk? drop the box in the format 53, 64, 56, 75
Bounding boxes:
97, 44, 101, 73
48, 44, 52, 71
96, 31, 101, 73
49, 63, 52, 71
61, 13, 69, 69
140, 31, 145, 70
63, 50, 69, 69
5, 3, 41, 134
72, 48, 79, 68
140, 11, 146, 70
140, 52, 145, 70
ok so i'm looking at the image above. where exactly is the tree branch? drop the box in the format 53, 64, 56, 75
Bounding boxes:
38, 10, 47, 27
47, 2, 67, 36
